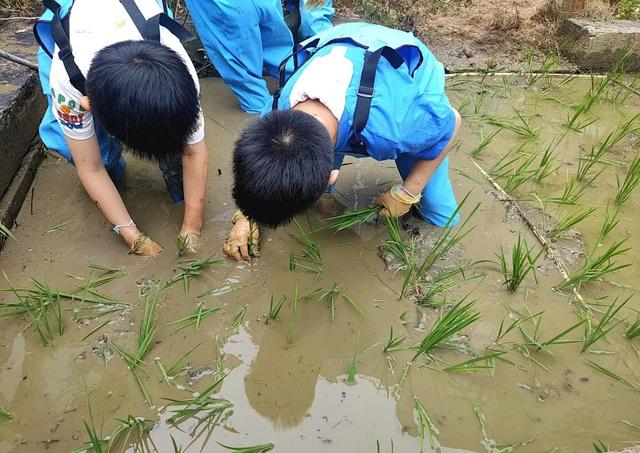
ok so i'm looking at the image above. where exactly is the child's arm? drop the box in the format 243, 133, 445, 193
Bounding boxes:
66, 135, 161, 255
178, 139, 208, 253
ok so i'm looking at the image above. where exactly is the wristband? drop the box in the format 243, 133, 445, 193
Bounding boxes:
112, 219, 136, 235
390, 184, 422, 205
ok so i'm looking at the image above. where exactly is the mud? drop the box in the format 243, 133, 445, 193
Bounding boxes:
1, 74, 640, 452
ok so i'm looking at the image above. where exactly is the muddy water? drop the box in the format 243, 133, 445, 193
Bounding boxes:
1, 76, 639, 452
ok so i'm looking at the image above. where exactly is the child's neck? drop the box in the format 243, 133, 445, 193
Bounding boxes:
292, 99, 338, 146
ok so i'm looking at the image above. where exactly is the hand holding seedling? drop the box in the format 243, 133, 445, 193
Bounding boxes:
223, 210, 260, 261
375, 185, 416, 219
129, 233, 163, 256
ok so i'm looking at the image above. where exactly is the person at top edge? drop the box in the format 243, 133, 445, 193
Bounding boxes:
222, 22, 461, 261
35, 0, 208, 256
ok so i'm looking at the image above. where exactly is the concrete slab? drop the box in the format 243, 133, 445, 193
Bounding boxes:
559, 18, 640, 71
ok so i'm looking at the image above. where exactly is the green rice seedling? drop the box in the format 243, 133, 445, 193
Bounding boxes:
626, 316, 640, 339
469, 128, 502, 158
495, 233, 542, 293
109, 342, 153, 405
474, 403, 535, 452
105, 415, 154, 452
494, 311, 542, 344
383, 217, 412, 267
0, 221, 15, 240
547, 207, 597, 239
81, 319, 111, 341
517, 311, 585, 354
581, 296, 630, 352
564, 72, 613, 131
164, 375, 233, 424
546, 177, 587, 205
414, 398, 441, 453
347, 319, 363, 383
343, 294, 364, 318
485, 110, 539, 141
229, 306, 246, 331
313, 283, 342, 321
218, 442, 275, 453
557, 238, 631, 291
167, 303, 221, 332
47, 216, 75, 233
412, 299, 480, 361
615, 153, 640, 205
534, 135, 565, 183
417, 263, 484, 309
0, 407, 12, 420
78, 394, 106, 453
290, 219, 323, 278
176, 234, 189, 257
587, 359, 640, 391
323, 206, 381, 231
171, 435, 183, 453
164, 256, 223, 294
488, 152, 522, 180
443, 350, 513, 373
287, 287, 300, 345
414, 193, 480, 284
598, 204, 621, 241
593, 440, 609, 453
136, 284, 160, 363
265, 295, 286, 324
473, 89, 489, 114
383, 326, 408, 353
501, 154, 538, 194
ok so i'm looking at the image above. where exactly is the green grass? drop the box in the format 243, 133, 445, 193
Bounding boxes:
556, 238, 631, 291
167, 303, 221, 332
626, 316, 640, 339
414, 398, 441, 453
547, 207, 597, 239
412, 299, 480, 361
615, 152, 640, 205
164, 256, 223, 294
323, 206, 381, 231
495, 233, 542, 293
217, 442, 275, 453
581, 296, 630, 352
265, 295, 286, 325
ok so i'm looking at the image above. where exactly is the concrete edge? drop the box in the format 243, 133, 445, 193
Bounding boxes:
0, 139, 45, 252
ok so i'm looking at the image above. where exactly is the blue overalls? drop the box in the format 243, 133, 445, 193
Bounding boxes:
272, 23, 460, 227
284, 0, 334, 40
184, 0, 294, 114
34, 0, 191, 202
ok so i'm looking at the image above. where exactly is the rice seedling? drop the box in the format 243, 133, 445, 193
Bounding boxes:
495, 233, 542, 293
383, 217, 412, 267
470, 128, 502, 158
485, 110, 539, 141
164, 256, 223, 294
501, 154, 538, 194
383, 326, 408, 353
265, 295, 286, 324
47, 216, 75, 233
343, 294, 364, 318
412, 299, 480, 361
626, 316, 640, 339
494, 311, 542, 345
614, 153, 640, 205
474, 403, 535, 452
587, 359, 640, 391
164, 375, 233, 424
136, 284, 160, 363
414, 193, 480, 284
167, 303, 221, 332
287, 287, 300, 345
347, 319, 363, 383
546, 177, 587, 205
564, 73, 612, 131
414, 398, 441, 453
534, 135, 564, 183
311, 283, 342, 321
323, 206, 381, 231
417, 263, 484, 309
556, 238, 631, 291
547, 207, 597, 239
473, 89, 489, 114
229, 306, 246, 331
598, 204, 621, 241
81, 319, 111, 341
0, 221, 15, 239
171, 435, 183, 453
217, 442, 275, 453
517, 311, 585, 354
488, 152, 521, 180
581, 296, 631, 352
104, 415, 154, 452
443, 350, 513, 373
176, 234, 189, 257
290, 219, 323, 279
0, 407, 12, 420
593, 440, 609, 453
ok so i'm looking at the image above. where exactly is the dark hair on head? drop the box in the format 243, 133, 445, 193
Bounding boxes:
232, 109, 333, 228
86, 40, 199, 161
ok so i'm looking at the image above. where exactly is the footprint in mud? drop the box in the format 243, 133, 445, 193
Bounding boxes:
187, 366, 214, 385
518, 369, 590, 402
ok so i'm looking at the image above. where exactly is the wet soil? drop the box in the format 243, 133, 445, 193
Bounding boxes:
1, 74, 640, 452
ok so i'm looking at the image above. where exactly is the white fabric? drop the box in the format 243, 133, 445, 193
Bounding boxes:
49, 0, 204, 144
288, 46, 353, 121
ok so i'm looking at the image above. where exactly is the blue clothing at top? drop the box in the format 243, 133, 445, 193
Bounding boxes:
270, 22, 459, 227
185, 0, 294, 114
284, 0, 334, 39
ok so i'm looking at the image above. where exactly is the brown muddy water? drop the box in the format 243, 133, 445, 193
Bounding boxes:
1, 74, 640, 453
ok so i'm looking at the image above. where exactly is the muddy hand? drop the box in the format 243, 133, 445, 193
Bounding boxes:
177, 231, 202, 255
375, 189, 412, 219
130, 233, 163, 256
223, 213, 260, 261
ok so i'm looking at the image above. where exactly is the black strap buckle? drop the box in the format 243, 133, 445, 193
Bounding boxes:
356, 86, 374, 98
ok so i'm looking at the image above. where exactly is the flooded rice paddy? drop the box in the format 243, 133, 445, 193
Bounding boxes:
1, 72, 640, 452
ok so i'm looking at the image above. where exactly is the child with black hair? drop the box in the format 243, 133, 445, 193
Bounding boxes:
36, 0, 208, 256
223, 22, 461, 261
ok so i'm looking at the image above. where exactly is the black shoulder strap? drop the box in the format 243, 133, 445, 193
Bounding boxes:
46, 0, 86, 94
120, 0, 194, 42
120, 0, 152, 39
349, 46, 404, 153
272, 38, 321, 111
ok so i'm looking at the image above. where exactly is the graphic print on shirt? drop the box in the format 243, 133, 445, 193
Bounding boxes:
52, 87, 86, 132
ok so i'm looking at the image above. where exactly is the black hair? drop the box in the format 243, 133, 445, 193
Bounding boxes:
232, 109, 334, 227
86, 40, 199, 161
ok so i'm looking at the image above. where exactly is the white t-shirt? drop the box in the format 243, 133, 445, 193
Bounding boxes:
49, 0, 204, 144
